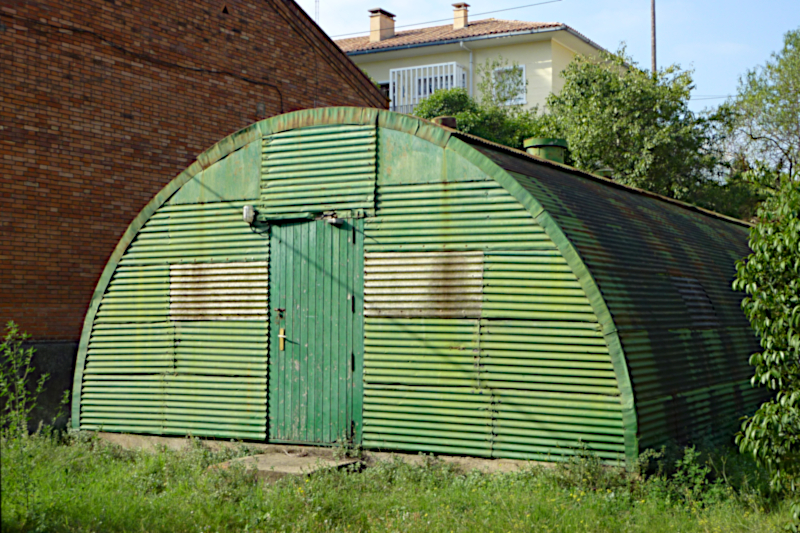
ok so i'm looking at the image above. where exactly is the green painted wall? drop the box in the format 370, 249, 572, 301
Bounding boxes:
167, 141, 261, 206
363, 127, 625, 462
81, 201, 269, 440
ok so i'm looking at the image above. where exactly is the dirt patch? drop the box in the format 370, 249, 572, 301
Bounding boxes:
95, 432, 545, 476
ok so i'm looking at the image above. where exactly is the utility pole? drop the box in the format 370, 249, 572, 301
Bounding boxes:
651, 0, 657, 74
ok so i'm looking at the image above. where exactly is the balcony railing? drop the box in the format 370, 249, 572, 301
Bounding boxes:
389, 62, 468, 114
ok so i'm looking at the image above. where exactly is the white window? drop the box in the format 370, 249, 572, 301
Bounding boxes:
389, 63, 468, 113
493, 65, 527, 105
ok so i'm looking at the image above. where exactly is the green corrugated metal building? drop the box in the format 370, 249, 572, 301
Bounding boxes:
71, 107, 766, 465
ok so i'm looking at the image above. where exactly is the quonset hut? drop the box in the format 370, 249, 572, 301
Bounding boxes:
71, 108, 765, 465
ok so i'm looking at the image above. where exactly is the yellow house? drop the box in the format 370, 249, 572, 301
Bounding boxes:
336, 4, 605, 113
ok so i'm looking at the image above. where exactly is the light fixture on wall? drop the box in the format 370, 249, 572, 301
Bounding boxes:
243, 205, 255, 224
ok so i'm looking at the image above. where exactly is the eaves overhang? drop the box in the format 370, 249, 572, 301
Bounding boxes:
344, 25, 607, 57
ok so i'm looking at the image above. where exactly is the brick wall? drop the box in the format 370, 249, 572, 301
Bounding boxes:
0, 0, 386, 342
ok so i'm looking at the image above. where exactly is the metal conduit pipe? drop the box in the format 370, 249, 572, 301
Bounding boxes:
460, 41, 473, 96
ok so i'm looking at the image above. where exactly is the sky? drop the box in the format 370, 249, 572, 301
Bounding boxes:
296, 0, 799, 113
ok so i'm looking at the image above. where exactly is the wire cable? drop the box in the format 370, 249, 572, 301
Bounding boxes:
690, 95, 732, 101
331, 0, 563, 38
264, 0, 386, 106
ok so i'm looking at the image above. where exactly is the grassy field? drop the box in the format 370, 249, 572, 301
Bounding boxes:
0, 432, 794, 533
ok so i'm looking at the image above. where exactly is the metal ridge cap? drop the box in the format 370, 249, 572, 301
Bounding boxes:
343, 25, 567, 56
443, 128, 753, 229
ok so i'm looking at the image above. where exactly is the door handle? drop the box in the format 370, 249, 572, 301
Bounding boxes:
279, 327, 286, 351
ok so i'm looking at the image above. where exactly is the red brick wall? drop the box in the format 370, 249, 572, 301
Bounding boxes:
0, 0, 386, 342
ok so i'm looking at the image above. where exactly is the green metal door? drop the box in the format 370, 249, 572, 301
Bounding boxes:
268, 219, 364, 444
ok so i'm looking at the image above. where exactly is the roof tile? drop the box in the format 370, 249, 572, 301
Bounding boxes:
336, 18, 565, 53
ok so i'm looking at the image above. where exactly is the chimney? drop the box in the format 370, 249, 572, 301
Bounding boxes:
453, 3, 469, 30
523, 138, 568, 164
369, 8, 395, 42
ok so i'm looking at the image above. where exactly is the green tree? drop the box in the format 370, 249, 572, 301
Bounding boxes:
733, 175, 800, 495
730, 30, 800, 510
414, 50, 763, 220
544, 47, 720, 201
723, 29, 800, 182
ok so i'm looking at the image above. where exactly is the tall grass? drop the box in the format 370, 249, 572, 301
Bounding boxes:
1, 431, 793, 533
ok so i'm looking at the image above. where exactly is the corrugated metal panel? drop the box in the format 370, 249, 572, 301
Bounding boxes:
483, 253, 596, 321
363, 177, 625, 462
482, 252, 624, 461
268, 219, 364, 444
482, 319, 624, 461
472, 146, 768, 449
80, 201, 269, 440
364, 252, 483, 318
637, 378, 763, 449
261, 125, 376, 217
363, 318, 493, 456
94, 265, 170, 323
173, 321, 268, 379
169, 261, 268, 321
365, 181, 550, 252
670, 276, 721, 327
80, 373, 267, 439
120, 201, 267, 265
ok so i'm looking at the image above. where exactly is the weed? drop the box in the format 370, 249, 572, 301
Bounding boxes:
0, 321, 48, 438
332, 432, 363, 460
672, 446, 714, 503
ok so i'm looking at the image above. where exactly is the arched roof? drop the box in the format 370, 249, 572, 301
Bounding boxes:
73, 107, 758, 458
459, 137, 758, 449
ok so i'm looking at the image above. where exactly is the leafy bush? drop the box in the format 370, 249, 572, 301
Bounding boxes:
413, 57, 550, 150
413, 87, 549, 150
733, 176, 800, 495
0, 321, 48, 438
